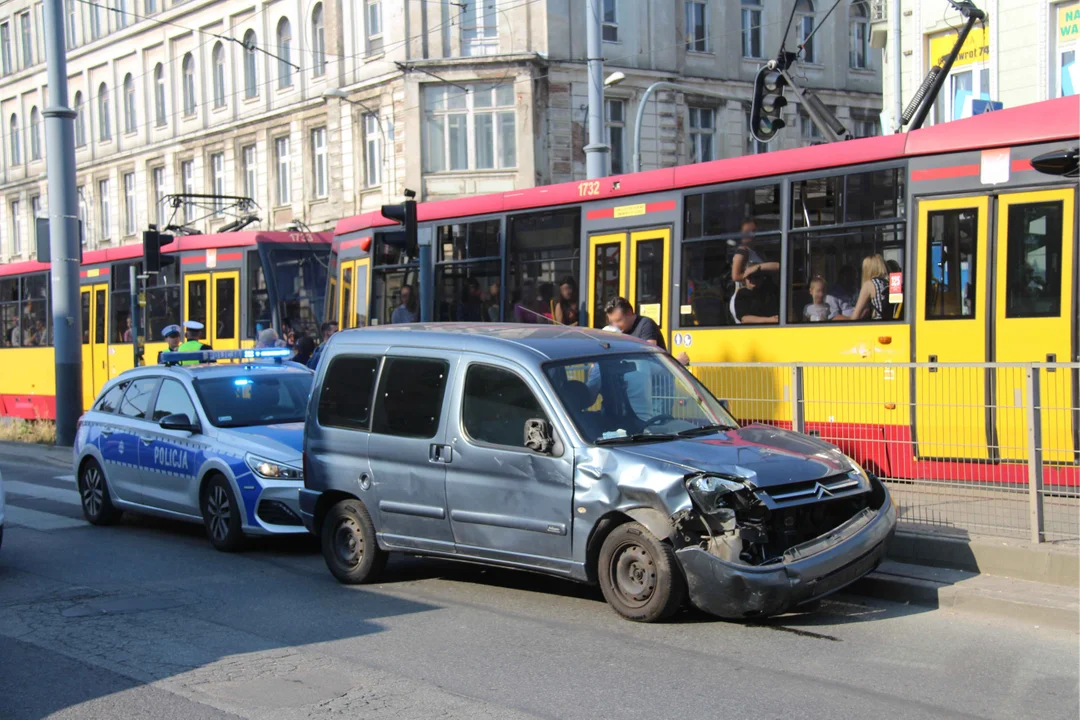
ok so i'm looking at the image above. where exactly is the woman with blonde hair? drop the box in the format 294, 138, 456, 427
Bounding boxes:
835, 254, 892, 321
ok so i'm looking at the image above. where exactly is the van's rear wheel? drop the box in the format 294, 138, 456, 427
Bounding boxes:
321, 499, 386, 584
598, 521, 685, 622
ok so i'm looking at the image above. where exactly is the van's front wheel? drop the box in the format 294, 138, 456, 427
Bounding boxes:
598, 521, 686, 622
321, 499, 386, 584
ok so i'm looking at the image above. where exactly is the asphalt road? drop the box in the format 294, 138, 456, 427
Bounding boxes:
1, 450, 1078, 720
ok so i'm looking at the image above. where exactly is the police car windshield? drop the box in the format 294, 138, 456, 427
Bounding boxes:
193, 373, 312, 428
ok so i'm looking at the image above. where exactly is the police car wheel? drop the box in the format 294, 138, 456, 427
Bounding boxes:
79, 459, 122, 526
321, 499, 386, 585
597, 521, 686, 623
201, 475, 245, 552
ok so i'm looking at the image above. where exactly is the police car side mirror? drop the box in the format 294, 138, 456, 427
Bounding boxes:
524, 418, 554, 454
160, 413, 199, 434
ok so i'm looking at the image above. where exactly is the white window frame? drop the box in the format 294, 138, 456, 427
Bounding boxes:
89, 2, 102, 40
800, 111, 823, 142
154, 64, 167, 126
423, 83, 517, 173
9, 114, 20, 165
688, 106, 714, 164
685, 0, 708, 54
180, 160, 194, 222
605, 98, 625, 175
600, 0, 618, 42
850, 1, 870, 69
98, 179, 110, 241
29, 107, 40, 161
210, 152, 225, 214
98, 84, 111, 141
274, 136, 290, 206
123, 172, 136, 235
364, 113, 382, 187
933, 64, 991, 124
462, 0, 499, 56
66, 0, 77, 48
242, 144, 257, 201
182, 54, 196, 117
366, 0, 382, 55
19, 11, 32, 69
10, 200, 21, 255
145, 0, 156, 14
212, 42, 226, 108
312, 3, 326, 78
796, 0, 816, 64
123, 74, 136, 133
243, 31, 259, 99
277, 17, 292, 89
311, 127, 328, 199
151, 166, 165, 225
1, 23, 12, 76
74, 92, 86, 146
741, 0, 762, 58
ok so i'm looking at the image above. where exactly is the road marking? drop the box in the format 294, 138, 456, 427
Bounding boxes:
5, 481, 81, 507
3, 505, 86, 531
54, 474, 76, 484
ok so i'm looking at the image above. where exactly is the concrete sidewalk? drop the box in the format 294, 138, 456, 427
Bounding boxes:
0, 441, 72, 469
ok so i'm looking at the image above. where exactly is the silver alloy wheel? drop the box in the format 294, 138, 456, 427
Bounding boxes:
81, 465, 104, 518
206, 485, 231, 542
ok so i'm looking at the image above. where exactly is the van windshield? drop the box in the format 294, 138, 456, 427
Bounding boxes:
543, 353, 738, 445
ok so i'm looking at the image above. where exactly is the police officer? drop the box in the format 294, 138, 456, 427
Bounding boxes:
156, 324, 183, 364
177, 320, 213, 366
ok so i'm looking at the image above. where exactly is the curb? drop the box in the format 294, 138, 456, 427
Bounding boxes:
889, 531, 1079, 587
0, 441, 73, 469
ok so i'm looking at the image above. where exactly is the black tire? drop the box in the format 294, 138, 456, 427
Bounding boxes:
201, 475, 245, 552
78, 459, 122, 525
597, 521, 686, 622
321, 499, 386, 585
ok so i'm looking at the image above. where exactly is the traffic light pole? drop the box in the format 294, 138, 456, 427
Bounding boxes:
632, 82, 729, 173
42, 0, 82, 445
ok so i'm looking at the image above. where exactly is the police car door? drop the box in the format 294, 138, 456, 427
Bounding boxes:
107, 377, 161, 504
140, 378, 203, 515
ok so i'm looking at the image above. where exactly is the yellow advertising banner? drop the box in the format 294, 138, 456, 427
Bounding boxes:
929, 25, 990, 68
1060, 2, 1080, 42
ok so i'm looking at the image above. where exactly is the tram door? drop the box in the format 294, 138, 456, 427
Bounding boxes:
913, 196, 991, 460
587, 228, 671, 343
993, 188, 1076, 463
338, 259, 370, 329
80, 283, 109, 410
588, 234, 627, 329
183, 271, 240, 350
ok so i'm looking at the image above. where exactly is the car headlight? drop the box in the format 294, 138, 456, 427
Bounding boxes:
245, 454, 303, 481
685, 474, 748, 514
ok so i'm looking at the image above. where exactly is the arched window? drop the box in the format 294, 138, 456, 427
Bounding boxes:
74, 91, 86, 147
850, 1, 870, 69
9, 114, 21, 164
154, 63, 166, 126
29, 106, 41, 160
796, 0, 816, 64
243, 30, 258, 99
182, 53, 196, 116
98, 83, 111, 141
123, 73, 136, 133
277, 18, 292, 89
212, 42, 226, 107
312, 4, 326, 77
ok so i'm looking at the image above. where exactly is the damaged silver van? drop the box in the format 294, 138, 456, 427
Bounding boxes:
300, 325, 896, 622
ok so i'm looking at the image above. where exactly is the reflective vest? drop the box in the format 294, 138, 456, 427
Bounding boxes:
177, 339, 210, 365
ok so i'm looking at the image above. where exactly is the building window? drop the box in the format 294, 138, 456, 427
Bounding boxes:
688, 106, 714, 163
74, 92, 86, 146
745, 105, 769, 154
605, 98, 625, 175
123, 172, 136, 235
180, 160, 194, 223
741, 0, 762, 58
210, 152, 225, 214
364, 113, 381, 187
423, 84, 516, 173
77, 185, 87, 244
154, 63, 166, 126
98, 83, 111, 140
66, 0, 77, 47
9, 114, 20, 165
602, 0, 618, 42
1, 23, 11, 75
852, 112, 879, 137
30, 195, 40, 225
115, 0, 127, 29
98, 179, 111, 241
212, 42, 226, 108
800, 110, 824, 143
90, 1, 102, 40
242, 144, 256, 200
123, 73, 136, 133
1055, 2, 1078, 97
19, 12, 32, 68
311, 127, 328, 199
850, 1, 870, 69
146, 0, 156, 13
312, 3, 326, 77
685, 1, 708, 53
182, 53, 196, 116
277, 18, 292, 89
796, 0, 816, 63
274, 136, 290, 206
151, 166, 165, 225
366, 0, 382, 55
29, 107, 41, 160
10, 200, 20, 255
462, 0, 498, 56
35, 3, 45, 63
243, 30, 258, 98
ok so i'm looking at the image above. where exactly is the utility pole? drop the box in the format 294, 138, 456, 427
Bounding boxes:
890, 0, 903, 133
43, 0, 82, 445
584, 0, 608, 179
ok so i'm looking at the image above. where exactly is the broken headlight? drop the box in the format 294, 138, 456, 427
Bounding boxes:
685, 474, 749, 515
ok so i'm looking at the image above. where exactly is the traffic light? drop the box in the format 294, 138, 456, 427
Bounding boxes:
143, 227, 174, 273
750, 65, 788, 143
380, 199, 417, 254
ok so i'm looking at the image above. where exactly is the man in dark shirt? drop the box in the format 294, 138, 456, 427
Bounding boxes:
603, 296, 691, 366
733, 272, 779, 324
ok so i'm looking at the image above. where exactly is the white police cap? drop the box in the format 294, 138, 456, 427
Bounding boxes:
183, 320, 205, 330
161, 324, 181, 338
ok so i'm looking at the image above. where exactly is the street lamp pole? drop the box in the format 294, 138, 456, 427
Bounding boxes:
632, 81, 730, 173
584, 0, 609, 179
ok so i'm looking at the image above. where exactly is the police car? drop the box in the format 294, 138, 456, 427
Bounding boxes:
73, 348, 312, 551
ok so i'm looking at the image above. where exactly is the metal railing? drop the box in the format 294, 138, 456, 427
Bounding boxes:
687, 362, 1080, 543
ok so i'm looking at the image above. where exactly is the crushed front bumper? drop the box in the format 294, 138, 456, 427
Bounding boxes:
676, 490, 897, 619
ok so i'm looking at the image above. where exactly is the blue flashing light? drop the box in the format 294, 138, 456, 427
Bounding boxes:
160, 347, 294, 366
234, 378, 252, 386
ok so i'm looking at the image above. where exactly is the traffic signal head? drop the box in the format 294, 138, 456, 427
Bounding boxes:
751, 67, 788, 143
143, 228, 174, 273
380, 199, 417, 254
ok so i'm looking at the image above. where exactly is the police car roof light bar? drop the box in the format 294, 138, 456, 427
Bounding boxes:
160, 348, 292, 366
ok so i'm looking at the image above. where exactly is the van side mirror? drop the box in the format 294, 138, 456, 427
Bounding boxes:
160, 413, 199, 433
524, 418, 554, 454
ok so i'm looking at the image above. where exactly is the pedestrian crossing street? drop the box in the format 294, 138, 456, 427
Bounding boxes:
2, 475, 86, 531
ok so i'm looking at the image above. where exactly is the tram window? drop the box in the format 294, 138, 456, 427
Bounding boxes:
680, 235, 781, 328
373, 268, 419, 325
506, 208, 580, 325
187, 278, 208, 331
0, 277, 19, 347
266, 246, 331, 338
793, 176, 841, 228
592, 241, 622, 329
436, 260, 501, 322
925, 209, 978, 319
1005, 201, 1063, 318
787, 223, 905, 323
111, 262, 140, 344
81, 291, 91, 345
845, 168, 904, 223
20, 274, 50, 346
215, 276, 236, 340
94, 288, 107, 344
248, 257, 272, 337
438, 219, 500, 261
684, 184, 781, 239
636, 239, 665, 326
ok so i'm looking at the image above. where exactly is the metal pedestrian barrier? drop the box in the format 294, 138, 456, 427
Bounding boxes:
686, 362, 1080, 544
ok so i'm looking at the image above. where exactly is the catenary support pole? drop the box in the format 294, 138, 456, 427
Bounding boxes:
584, 0, 608, 179
43, 0, 82, 445
890, 0, 903, 133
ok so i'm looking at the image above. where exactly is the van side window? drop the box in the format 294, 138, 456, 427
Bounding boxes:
318, 356, 380, 430
94, 381, 129, 413
371, 358, 449, 439
463, 364, 549, 449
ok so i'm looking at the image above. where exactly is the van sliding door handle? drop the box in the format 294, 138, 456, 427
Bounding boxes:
429, 444, 452, 464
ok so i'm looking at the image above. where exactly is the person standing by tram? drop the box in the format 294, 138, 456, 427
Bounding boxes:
156, 325, 183, 363
174, 320, 213, 366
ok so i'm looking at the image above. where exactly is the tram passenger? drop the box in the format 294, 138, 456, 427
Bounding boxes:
732, 272, 779, 325
803, 277, 832, 322
835, 254, 892, 322
391, 285, 419, 324
457, 278, 484, 322
486, 282, 500, 322
9, 317, 20, 347
730, 219, 779, 287
156, 325, 183, 363
306, 322, 338, 370
122, 316, 134, 342
554, 276, 579, 326
827, 266, 858, 317
292, 335, 315, 366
